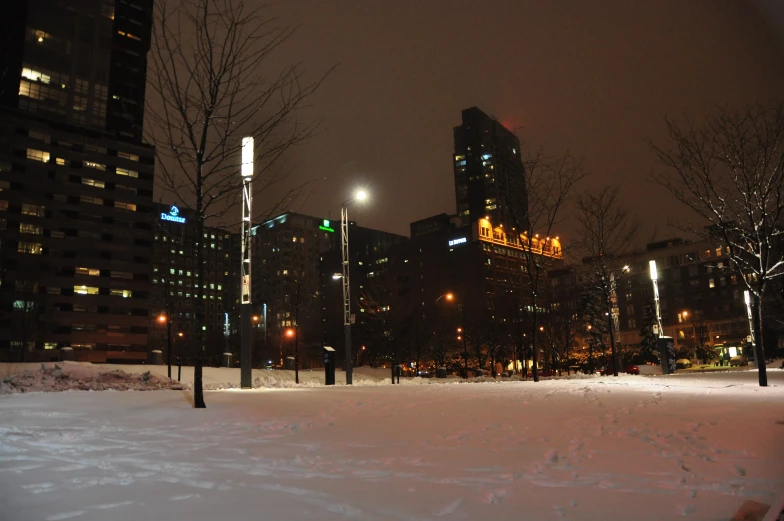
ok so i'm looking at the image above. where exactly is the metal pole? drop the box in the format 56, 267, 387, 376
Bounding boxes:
166, 305, 172, 379
240, 138, 254, 389
341, 204, 353, 385
294, 280, 300, 385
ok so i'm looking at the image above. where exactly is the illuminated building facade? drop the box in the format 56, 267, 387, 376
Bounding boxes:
550, 238, 761, 360
252, 213, 339, 365
453, 107, 527, 228
149, 203, 237, 365
0, 0, 155, 361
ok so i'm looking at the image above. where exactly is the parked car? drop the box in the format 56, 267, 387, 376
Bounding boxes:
675, 359, 693, 369
624, 365, 640, 375
729, 355, 748, 367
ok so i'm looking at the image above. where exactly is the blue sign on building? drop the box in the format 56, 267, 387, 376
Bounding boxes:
161, 205, 186, 224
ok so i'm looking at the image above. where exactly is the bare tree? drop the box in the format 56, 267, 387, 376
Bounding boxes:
146, 0, 329, 406
499, 149, 585, 382
574, 185, 639, 376
651, 102, 784, 387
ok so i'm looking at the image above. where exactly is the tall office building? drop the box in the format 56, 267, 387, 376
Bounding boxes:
453, 107, 527, 228
150, 203, 237, 365
0, 0, 155, 361
251, 213, 337, 366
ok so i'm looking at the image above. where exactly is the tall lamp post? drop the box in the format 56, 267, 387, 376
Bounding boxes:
340, 189, 368, 385
240, 136, 254, 389
743, 290, 755, 357
649, 260, 664, 336
158, 310, 171, 378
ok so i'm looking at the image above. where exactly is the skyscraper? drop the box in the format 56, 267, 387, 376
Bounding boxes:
453, 107, 527, 228
0, 0, 156, 361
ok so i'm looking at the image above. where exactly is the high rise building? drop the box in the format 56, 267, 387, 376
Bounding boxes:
150, 203, 237, 365
0, 0, 155, 362
453, 107, 527, 228
251, 213, 337, 366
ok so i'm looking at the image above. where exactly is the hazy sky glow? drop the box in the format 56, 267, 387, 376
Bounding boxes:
229, 0, 784, 241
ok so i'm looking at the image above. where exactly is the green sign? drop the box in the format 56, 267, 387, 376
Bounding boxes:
319, 219, 334, 233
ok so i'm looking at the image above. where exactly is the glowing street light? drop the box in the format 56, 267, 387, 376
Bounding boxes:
240, 136, 254, 389
158, 311, 171, 378
340, 188, 370, 385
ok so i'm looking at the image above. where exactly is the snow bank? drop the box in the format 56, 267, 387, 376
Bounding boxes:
0, 362, 181, 394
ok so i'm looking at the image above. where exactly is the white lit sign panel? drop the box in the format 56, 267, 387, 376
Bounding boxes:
161, 205, 186, 224
241, 137, 254, 177
449, 237, 467, 247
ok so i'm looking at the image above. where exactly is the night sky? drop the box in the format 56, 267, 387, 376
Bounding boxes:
255, 0, 784, 242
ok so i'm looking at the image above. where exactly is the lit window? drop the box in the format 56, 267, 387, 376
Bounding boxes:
115, 201, 136, 211
21, 203, 44, 217
708, 278, 715, 289
17, 241, 42, 254
73, 96, 88, 112
26, 148, 50, 163
80, 195, 103, 205
117, 151, 139, 161
19, 223, 42, 235
116, 167, 138, 178
56, 158, 68, 166
74, 285, 100, 295
109, 289, 133, 298
76, 267, 101, 276
21, 67, 51, 84
84, 161, 106, 171
82, 178, 105, 188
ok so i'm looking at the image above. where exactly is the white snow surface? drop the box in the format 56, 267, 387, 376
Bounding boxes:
0, 369, 783, 521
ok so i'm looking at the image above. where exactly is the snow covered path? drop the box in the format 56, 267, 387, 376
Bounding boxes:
1, 374, 782, 521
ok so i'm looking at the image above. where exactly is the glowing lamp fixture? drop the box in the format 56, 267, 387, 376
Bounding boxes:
241, 137, 254, 177
285, 328, 295, 338
354, 189, 368, 202
157, 314, 166, 323
623, 265, 630, 272
649, 260, 658, 281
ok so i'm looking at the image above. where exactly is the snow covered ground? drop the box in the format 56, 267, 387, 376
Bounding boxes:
1, 371, 783, 521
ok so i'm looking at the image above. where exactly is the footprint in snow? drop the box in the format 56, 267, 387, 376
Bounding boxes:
734, 465, 746, 477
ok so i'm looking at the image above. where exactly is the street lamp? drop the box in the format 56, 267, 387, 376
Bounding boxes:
240, 136, 254, 389
743, 290, 755, 353
649, 260, 664, 336
158, 311, 172, 378
340, 188, 369, 385
437, 291, 468, 380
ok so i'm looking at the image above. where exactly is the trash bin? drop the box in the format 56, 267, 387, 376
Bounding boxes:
283, 356, 296, 370
221, 352, 233, 368
148, 349, 163, 365
323, 346, 336, 385
475, 368, 484, 377
436, 367, 447, 378
59, 347, 74, 361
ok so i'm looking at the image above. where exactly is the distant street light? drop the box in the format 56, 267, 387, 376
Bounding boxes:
340, 188, 370, 385
438, 291, 468, 380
